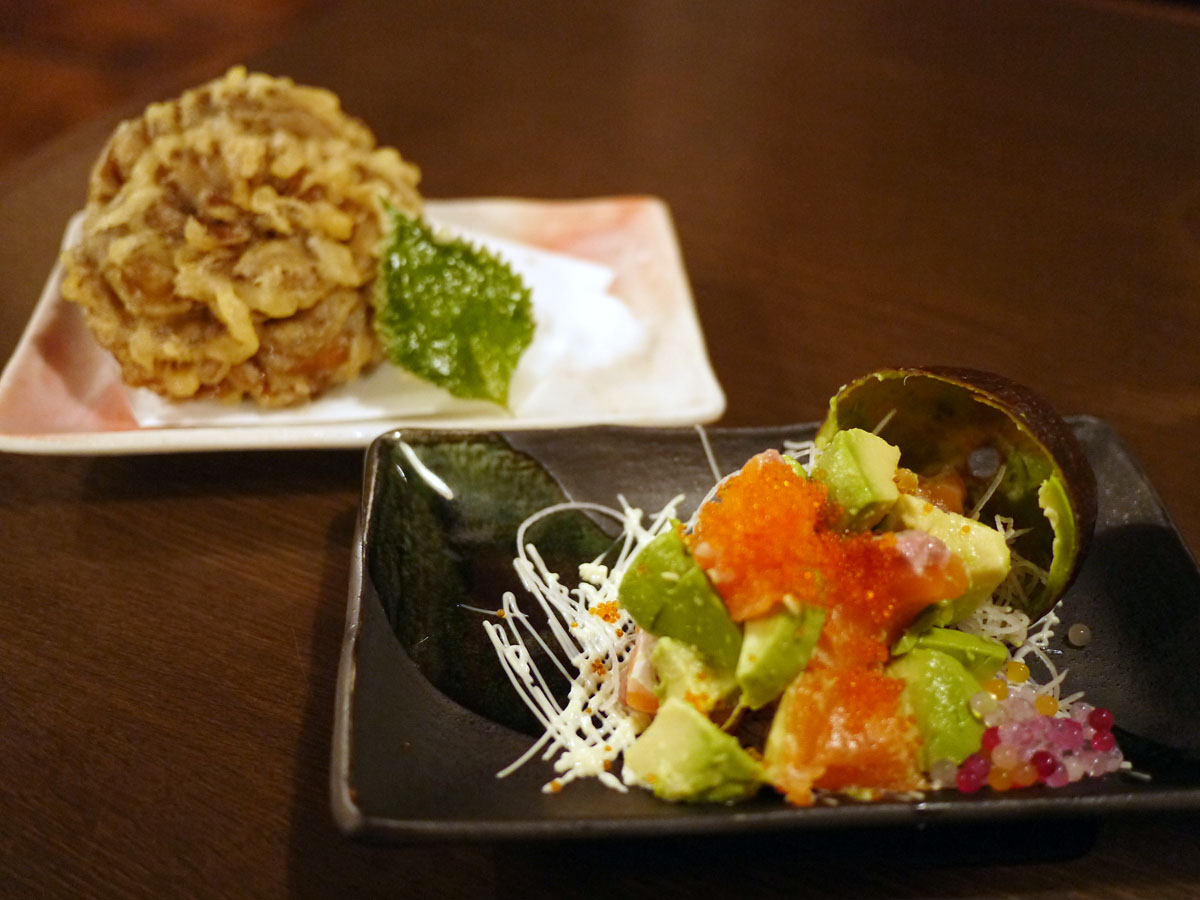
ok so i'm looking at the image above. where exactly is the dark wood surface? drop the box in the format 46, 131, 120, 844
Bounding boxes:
0, 0, 329, 171
2, 1, 1199, 897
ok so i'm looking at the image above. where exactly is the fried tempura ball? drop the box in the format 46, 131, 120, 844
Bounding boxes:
61, 66, 422, 406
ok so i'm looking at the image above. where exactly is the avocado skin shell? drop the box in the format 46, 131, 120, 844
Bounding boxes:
901, 365, 1097, 560
819, 366, 1098, 616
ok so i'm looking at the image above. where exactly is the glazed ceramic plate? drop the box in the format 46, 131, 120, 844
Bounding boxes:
0, 197, 724, 455
332, 418, 1200, 842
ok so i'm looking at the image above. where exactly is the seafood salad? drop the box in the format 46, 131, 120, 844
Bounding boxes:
484, 368, 1128, 805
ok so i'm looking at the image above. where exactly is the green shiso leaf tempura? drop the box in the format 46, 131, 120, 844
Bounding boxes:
375, 206, 536, 407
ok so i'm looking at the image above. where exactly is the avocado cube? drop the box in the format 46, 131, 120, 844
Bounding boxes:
623, 698, 763, 803
813, 428, 901, 531
889, 493, 1011, 621
912, 626, 1007, 682
618, 527, 694, 627
652, 637, 737, 713
887, 647, 985, 769
619, 529, 742, 670
735, 604, 826, 709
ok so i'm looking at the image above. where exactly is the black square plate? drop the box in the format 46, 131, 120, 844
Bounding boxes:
331, 418, 1200, 842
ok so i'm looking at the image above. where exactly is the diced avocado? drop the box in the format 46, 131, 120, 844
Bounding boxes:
618, 529, 742, 670
888, 493, 1011, 622
623, 698, 763, 803
812, 428, 901, 531
651, 567, 743, 669
618, 526, 693, 623
735, 604, 826, 709
912, 627, 1007, 682
652, 636, 737, 714
887, 647, 984, 769
762, 673, 800, 776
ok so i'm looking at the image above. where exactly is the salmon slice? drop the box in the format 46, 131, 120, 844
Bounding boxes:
765, 668, 925, 806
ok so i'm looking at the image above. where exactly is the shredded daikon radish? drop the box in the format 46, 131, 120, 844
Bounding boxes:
694, 424, 722, 485
956, 601, 1032, 647
967, 463, 1006, 521
989, 515, 1050, 623
871, 408, 898, 436
782, 438, 819, 474
483, 495, 684, 791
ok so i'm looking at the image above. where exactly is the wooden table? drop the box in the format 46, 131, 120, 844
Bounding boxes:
2, 1, 1198, 896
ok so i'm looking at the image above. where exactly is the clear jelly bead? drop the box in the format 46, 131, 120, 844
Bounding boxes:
929, 758, 958, 788
1063, 754, 1087, 782
1004, 696, 1037, 723
991, 743, 1021, 771
969, 691, 998, 718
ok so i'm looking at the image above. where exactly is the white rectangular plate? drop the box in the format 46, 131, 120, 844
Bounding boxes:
0, 196, 725, 455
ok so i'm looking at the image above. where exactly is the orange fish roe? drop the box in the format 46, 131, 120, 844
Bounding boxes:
686, 450, 971, 805
688, 450, 830, 621
766, 669, 924, 805
589, 601, 621, 624
688, 451, 966, 668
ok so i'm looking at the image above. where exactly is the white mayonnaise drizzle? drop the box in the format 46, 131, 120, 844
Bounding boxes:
482, 495, 683, 792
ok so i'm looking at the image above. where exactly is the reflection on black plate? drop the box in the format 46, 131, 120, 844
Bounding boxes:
331, 419, 1200, 842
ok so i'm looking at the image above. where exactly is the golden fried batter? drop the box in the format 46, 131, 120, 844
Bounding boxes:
61, 67, 422, 406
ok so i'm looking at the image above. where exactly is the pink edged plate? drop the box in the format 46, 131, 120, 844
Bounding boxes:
0, 197, 725, 455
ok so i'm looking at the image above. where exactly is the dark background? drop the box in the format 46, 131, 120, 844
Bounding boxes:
0, 0, 330, 170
